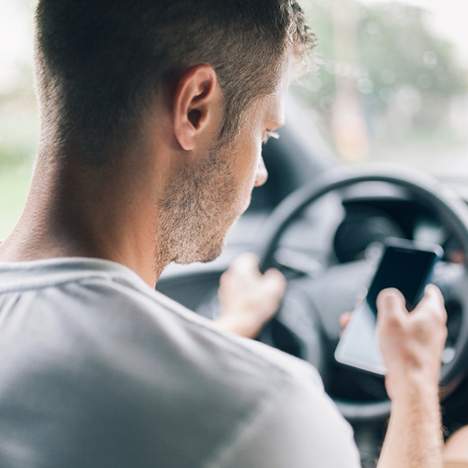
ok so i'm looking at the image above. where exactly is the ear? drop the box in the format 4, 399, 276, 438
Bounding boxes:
172, 64, 221, 151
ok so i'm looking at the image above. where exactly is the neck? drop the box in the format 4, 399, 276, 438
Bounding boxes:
0, 147, 171, 287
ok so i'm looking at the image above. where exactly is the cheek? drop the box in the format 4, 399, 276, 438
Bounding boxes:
225, 122, 263, 212
238, 138, 261, 191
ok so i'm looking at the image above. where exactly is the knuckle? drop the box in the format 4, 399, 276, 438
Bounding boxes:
383, 313, 405, 332
431, 305, 447, 324
420, 302, 446, 324
412, 313, 431, 330
411, 314, 447, 343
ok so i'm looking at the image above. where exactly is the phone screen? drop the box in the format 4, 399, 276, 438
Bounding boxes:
366, 243, 442, 315
335, 239, 443, 375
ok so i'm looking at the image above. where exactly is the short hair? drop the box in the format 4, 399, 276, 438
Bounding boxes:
35, 0, 315, 163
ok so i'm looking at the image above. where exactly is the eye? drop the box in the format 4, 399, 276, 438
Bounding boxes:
262, 130, 280, 145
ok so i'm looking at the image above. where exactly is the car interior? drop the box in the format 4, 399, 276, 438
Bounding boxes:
152, 3, 468, 463
157, 97, 468, 466
2, 1, 468, 467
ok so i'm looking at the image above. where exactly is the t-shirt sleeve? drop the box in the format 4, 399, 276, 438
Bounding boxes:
204, 369, 362, 468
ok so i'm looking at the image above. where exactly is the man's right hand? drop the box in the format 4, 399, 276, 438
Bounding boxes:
376, 285, 448, 401
376, 285, 448, 468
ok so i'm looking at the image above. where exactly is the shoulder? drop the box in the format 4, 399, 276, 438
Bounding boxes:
68, 274, 361, 467
83, 272, 319, 382
1, 262, 360, 467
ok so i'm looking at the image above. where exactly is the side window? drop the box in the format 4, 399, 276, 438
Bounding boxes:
0, 1, 36, 239
293, 1, 468, 177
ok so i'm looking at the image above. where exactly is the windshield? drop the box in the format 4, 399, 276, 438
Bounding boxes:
295, 0, 468, 178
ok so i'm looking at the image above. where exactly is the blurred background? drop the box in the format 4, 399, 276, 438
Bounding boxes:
1, 0, 467, 239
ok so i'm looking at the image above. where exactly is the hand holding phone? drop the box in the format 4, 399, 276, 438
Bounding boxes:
376, 285, 447, 398
335, 239, 444, 375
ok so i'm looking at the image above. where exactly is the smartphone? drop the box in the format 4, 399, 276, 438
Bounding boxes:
334, 238, 443, 375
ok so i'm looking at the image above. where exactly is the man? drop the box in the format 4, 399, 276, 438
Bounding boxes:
0, 1, 457, 467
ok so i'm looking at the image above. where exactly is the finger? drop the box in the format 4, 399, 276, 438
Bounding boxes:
339, 312, 352, 330
377, 288, 407, 326
422, 284, 445, 308
263, 269, 287, 296
377, 288, 406, 312
414, 285, 444, 313
232, 253, 259, 276
356, 289, 368, 306
219, 271, 230, 285
413, 284, 447, 323
264, 268, 286, 286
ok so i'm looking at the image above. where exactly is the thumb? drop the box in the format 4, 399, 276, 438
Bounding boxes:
377, 288, 407, 325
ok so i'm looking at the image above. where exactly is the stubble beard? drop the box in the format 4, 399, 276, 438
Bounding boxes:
157, 143, 240, 268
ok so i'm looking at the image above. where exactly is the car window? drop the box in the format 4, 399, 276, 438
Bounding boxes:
295, 0, 468, 178
0, 1, 35, 239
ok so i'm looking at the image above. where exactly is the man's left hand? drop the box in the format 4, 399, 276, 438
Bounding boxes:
215, 253, 286, 339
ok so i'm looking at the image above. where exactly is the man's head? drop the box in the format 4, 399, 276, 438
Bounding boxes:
34, 0, 314, 268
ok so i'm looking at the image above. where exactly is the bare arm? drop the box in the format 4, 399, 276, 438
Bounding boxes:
378, 380, 443, 468
376, 286, 447, 468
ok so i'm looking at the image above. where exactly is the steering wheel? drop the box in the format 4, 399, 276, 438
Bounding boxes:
255, 167, 468, 422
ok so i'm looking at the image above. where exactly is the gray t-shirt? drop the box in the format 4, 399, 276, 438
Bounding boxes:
0, 258, 360, 468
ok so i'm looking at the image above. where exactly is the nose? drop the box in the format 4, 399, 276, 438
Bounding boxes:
255, 158, 269, 188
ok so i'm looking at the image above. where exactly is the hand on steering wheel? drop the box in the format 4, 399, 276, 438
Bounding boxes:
215, 253, 286, 339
